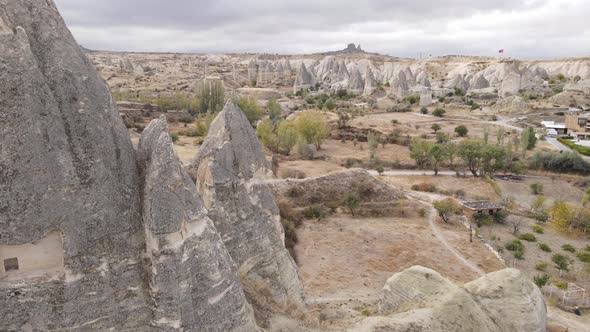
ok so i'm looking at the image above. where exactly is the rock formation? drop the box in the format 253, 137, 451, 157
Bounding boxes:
188, 101, 308, 326
137, 116, 259, 331
349, 67, 365, 94
353, 266, 546, 332
420, 88, 433, 107
293, 63, 314, 93
492, 95, 531, 115
390, 71, 410, 99
364, 68, 377, 95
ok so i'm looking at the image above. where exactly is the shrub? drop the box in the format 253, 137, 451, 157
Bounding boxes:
433, 198, 462, 223
294, 111, 330, 149
577, 252, 590, 263
431, 124, 441, 133
538, 243, 552, 252
473, 212, 492, 227
343, 192, 361, 216
557, 137, 590, 156
433, 108, 446, 117
552, 254, 572, 273
562, 244, 576, 253
519, 233, 537, 242
303, 205, 325, 219
535, 262, 548, 271
529, 151, 590, 174
530, 183, 544, 195
411, 182, 437, 192
170, 133, 179, 143
470, 103, 481, 111
532, 225, 544, 234
178, 115, 193, 123
420, 107, 428, 114
514, 250, 525, 260
418, 208, 427, 217
376, 165, 385, 175
553, 280, 569, 290
533, 274, 550, 288
405, 95, 420, 105
454, 125, 468, 137
280, 169, 306, 179
506, 239, 525, 252
533, 211, 550, 223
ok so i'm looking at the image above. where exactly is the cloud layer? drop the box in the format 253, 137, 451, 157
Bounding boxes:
54, 0, 590, 59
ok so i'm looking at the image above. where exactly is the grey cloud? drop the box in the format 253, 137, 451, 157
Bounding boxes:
53, 0, 589, 59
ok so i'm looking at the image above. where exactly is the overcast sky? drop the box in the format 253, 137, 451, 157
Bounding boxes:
54, 0, 589, 59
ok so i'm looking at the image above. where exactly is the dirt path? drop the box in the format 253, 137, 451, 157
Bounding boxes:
408, 191, 486, 276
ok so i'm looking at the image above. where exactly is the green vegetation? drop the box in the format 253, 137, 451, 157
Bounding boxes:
552, 254, 572, 276
170, 133, 179, 143
432, 108, 446, 117
577, 252, 590, 263
549, 201, 590, 233
454, 125, 468, 137
561, 244, 576, 253
294, 111, 330, 149
553, 280, 568, 290
420, 107, 428, 114
404, 95, 420, 105
234, 96, 265, 125
538, 243, 552, 252
431, 124, 441, 133
433, 198, 462, 223
557, 137, 590, 156
506, 239, 525, 259
343, 192, 361, 216
257, 112, 323, 156
529, 151, 590, 174
535, 262, 548, 271
519, 233, 537, 242
520, 127, 537, 153
530, 183, 544, 195
411, 182, 437, 193
533, 274, 550, 288
267, 98, 283, 123
532, 225, 544, 234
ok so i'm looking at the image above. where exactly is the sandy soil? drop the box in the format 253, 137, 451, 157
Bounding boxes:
295, 214, 504, 301
496, 176, 585, 210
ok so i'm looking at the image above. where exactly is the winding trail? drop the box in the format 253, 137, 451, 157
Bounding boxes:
407, 191, 486, 276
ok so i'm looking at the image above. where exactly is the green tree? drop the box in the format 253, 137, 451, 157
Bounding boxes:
433, 199, 462, 223
433, 108, 446, 117
429, 144, 447, 175
277, 121, 298, 155
196, 79, 225, 114
368, 132, 379, 161
294, 111, 330, 149
431, 124, 441, 133
267, 98, 283, 124
458, 140, 485, 176
410, 139, 433, 169
455, 125, 468, 137
235, 96, 265, 125
445, 142, 458, 168
325, 99, 336, 110
520, 127, 537, 155
533, 274, 550, 288
256, 118, 278, 151
481, 144, 507, 176
552, 253, 572, 277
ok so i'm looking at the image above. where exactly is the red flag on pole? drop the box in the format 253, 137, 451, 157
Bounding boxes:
498, 49, 504, 53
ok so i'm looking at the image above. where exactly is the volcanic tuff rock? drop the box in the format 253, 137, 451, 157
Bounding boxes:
293, 63, 314, 93
0, 0, 150, 329
188, 101, 308, 326
353, 266, 546, 332
348, 67, 365, 94
364, 68, 377, 95
137, 116, 259, 331
491, 95, 531, 115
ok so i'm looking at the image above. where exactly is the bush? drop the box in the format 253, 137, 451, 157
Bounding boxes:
533, 274, 550, 288
529, 151, 590, 174
235, 96, 265, 125
420, 107, 428, 114
533, 211, 550, 223
576, 252, 590, 263
470, 103, 481, 111
343, 192, 361, 216
562, 244, 576, 253
519, 233, 537, 242
535, 262, 548, 271
170, 133, 179, 143
433, 198, 462, 223
506, 239, 525, 252
553, 280, 569, 290
303, 205, 325, 219
538, 243, 552, 252
178, 115, 193, 123
411, 182, 437, 192
405, 95, 420, 105
557, 137, 590, 156
376, 165, 385, 175
286, 187, 303, 198
514, 250, 525, 260
552, 254, 572, 272
295, 111, 330, 149
433, 108, 446, 117
280, 169, 306, 179
532, 225, 544, 234
454, 125, 468, 137
530, 183, 544, 195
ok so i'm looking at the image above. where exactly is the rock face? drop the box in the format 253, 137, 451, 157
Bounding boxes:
293, 63, 314, 93
353, 266, 546, 332
188, 101, 308, 326
420, 88, 433, 107
492, 95, 531, 115
0, 0, 150, 329
364, 69, 377, 95
137, 116, 259, 331
349, 67, 365, 94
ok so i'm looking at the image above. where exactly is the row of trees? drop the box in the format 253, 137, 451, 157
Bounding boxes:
257, 111, 329, 156
410, 126, 538, 176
